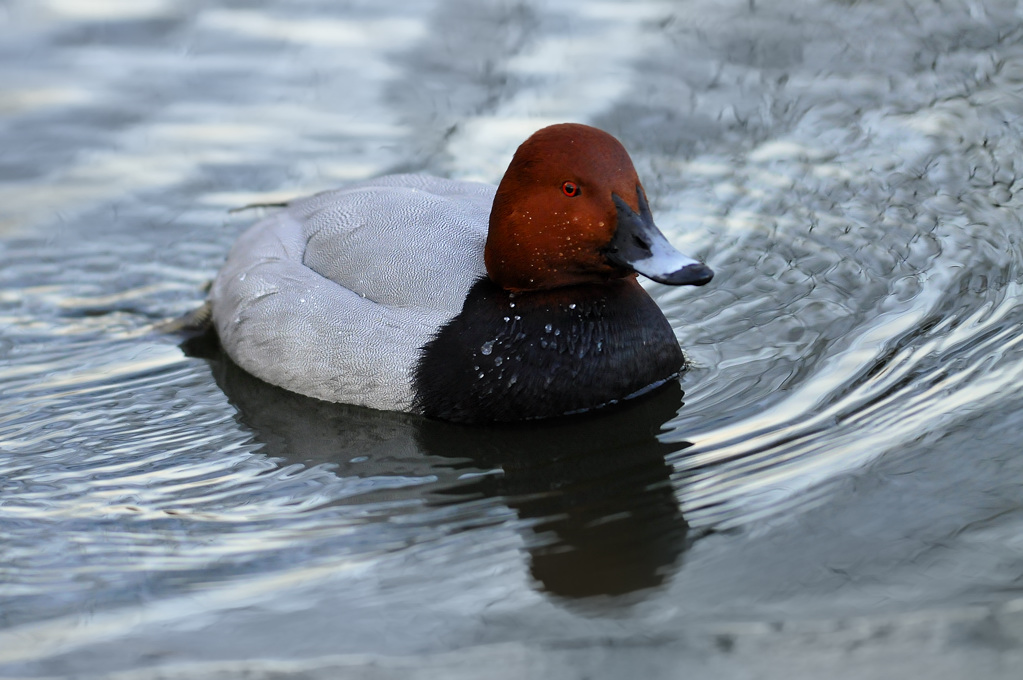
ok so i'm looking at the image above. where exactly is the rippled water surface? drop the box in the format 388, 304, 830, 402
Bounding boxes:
3, 0, 1023, 677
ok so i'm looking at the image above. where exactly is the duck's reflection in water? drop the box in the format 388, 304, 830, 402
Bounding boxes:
417, 387, 691, 598
190, 333, 692, 599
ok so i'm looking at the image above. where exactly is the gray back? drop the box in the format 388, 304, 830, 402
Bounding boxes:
211, 174, 495, 410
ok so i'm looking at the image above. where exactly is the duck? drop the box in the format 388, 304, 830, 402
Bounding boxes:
209, 123, 713, 423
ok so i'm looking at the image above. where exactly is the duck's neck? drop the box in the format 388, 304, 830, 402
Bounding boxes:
413, 276, 684, 423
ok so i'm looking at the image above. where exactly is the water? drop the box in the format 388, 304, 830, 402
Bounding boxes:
3, 0, 1023, 677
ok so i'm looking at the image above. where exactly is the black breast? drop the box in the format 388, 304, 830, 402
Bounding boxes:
413, 276, 685, 423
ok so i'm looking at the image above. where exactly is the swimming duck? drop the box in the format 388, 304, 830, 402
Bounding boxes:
210, 123, 712, 423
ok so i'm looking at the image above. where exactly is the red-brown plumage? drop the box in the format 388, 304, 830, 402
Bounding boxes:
485, 123, 648, 291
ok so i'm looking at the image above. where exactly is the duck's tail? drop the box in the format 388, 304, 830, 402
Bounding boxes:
228, 201, 289, 214
155, 300, 212, 335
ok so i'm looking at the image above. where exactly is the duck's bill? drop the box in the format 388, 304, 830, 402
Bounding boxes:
607, 191, 714, 286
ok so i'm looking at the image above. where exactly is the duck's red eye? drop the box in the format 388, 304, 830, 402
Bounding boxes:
561, 181, 580, 197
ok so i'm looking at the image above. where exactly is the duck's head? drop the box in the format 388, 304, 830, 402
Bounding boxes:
485, 123, 714, 292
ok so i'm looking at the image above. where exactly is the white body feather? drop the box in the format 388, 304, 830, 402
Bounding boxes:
210, 174, 496, 410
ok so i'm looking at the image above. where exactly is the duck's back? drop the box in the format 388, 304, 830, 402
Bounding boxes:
210, 174, 495, 411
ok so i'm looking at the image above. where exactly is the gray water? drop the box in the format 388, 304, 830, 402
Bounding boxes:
3, 0, 1023, 677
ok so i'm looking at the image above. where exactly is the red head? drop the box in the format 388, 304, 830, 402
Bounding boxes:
484, 123, 712, 292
